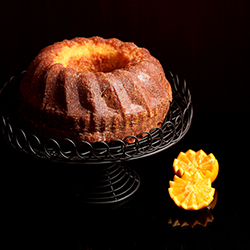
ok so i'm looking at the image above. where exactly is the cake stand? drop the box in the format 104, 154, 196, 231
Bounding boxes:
0, 71, 193, 204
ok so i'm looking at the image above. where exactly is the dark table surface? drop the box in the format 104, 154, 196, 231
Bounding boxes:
1, 111, 249, 249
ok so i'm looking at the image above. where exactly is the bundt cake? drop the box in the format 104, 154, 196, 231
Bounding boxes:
19, 36, 172, 143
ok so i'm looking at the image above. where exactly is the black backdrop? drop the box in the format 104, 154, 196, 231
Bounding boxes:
1, 0, 249, 112
1, 2, 250, 249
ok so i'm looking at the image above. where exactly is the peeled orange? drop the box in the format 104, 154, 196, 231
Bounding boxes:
169, 172, 215, 211
173, 149, 219, 183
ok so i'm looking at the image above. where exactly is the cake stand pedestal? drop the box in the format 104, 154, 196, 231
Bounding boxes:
0, 71, 193, 204
74, 163, 140, 204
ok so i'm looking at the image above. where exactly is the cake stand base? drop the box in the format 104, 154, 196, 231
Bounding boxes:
74, 163, 140, 204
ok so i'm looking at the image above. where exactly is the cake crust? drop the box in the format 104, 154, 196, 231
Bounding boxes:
19, 36, 172, 143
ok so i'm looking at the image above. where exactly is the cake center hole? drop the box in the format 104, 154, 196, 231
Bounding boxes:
54, 43, 131, 73
68, 52, 130, 73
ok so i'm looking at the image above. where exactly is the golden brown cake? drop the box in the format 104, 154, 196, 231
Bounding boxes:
19, 36, 172, 143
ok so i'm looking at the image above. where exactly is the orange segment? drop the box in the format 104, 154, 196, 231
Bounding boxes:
173, 149, 219, 183
169, 172, 215, 211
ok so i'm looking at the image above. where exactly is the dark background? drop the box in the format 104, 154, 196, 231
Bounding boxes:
1, 0, 249, 112
1, 1, 250, 249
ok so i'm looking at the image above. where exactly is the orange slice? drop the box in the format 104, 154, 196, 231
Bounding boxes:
173, 149, 219, 183
168, 172, 215, 210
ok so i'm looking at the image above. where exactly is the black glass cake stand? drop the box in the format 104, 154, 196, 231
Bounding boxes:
0, 71, 193, 204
